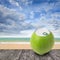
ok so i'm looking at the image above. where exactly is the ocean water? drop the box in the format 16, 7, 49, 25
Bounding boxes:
0, 38, 60, 42
0, 38, 30, 42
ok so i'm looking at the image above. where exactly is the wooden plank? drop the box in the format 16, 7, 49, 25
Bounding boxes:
0, 50, 60, 60
0, 43, 60, 49
0, 50, 21, 60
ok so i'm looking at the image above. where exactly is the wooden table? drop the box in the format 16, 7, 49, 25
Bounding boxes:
0, 43, 60, 60
0, 49, 60, 60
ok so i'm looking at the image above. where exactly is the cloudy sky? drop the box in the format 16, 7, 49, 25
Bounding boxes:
0, 0, 60, 37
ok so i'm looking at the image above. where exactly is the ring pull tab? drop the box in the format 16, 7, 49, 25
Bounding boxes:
43, 32, 48, 35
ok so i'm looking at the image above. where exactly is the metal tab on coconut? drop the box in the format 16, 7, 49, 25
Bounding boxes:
36, 28, 50, 36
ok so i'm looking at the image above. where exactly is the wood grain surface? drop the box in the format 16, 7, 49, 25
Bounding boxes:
0, 49, 60, 60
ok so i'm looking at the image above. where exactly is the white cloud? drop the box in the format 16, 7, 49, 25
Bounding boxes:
31, 23, 39, 28
0, 5, 26, 20
9, 0, 23, 11
42, 2, 60, 13
0, 4, 34, 34
0, 5, 17, 17
21, 20, 31, 27
31, 19, 45, 28
54, 2, 60, 7
0, 1, 60, 36
21, 0, 28, 3
0, 19, 16, 29
19, 6, 23, 11
7, 19, 16, 27
0, 23, 5, 27
20, 29, 34, 34
42, 3, 54, 12
30, 11, 34, 19
0, 5, 27, 33
19, 13, 26, 20
32, 2, 60, 13
50, 12, 60, 19
9, 0, 19, 6
21, 0, 32, 6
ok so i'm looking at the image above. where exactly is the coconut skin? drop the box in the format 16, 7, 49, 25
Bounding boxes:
30, 29, 54, 55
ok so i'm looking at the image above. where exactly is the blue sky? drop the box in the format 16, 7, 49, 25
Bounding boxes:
0, 0, 60, 35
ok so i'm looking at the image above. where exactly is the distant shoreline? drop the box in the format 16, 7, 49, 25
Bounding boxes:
0, 37, 60, 42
